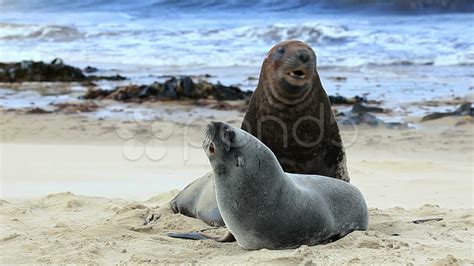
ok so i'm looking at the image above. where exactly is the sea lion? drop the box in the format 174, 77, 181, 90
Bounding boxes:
202, 122, 367, 250
152, 40, 349, 230
242, 40, 348, 178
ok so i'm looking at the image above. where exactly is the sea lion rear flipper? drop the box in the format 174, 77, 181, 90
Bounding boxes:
167, 230, 236, 242
167, 172, 226, 226
167, 232, 208, 240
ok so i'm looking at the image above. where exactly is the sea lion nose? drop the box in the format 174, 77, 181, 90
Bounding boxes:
298, 50, 310, 63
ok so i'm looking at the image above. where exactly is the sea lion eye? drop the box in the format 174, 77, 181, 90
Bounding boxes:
277, 47, 285, 54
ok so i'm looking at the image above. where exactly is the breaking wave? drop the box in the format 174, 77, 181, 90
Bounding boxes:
0, 1, 472, 68
2, 0, 473, 13
0, 23, 84, 42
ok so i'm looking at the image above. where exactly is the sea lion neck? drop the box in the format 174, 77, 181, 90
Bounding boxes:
211, 125, 287, 191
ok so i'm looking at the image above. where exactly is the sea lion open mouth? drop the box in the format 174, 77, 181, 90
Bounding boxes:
287, 69, 306, 79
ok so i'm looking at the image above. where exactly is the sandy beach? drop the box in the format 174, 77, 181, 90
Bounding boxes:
1, 106, 473, 264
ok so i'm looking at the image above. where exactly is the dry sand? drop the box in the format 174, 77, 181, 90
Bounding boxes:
1, 108, 473, 264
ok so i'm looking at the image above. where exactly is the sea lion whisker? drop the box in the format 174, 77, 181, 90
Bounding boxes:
202, 126, 214, 148
284, 58, 300, 68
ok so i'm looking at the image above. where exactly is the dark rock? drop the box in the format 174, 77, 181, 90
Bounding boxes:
79, 75, 252, 105
149, 82, 164, 97
329, 95, 366, 105
421, 112, 453, 121
162, 78, 179, 99
110, 85, 141, 101
454, 102, 473, 116
0, 60, 127, 82
138, 85, 158, 98
211, 82, 250, 101
351, 102, 385, 114
156, 75, 176, 79
83, 66, 98, 73
177, 76, 196, 98
88, 74, 127, 81
50, 58, 64, 65
338, 112, 384, 127
0, 60, 86, 82
20, 60, 33, 69
81, 88, 111, 100
422, 102, 473, 122
25, 107, 53, 114
196, 80, 216, 98
337, 103, 405, 128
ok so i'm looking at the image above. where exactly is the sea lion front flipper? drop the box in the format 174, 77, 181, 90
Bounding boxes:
143, 204, 174, 225
143, 211, 161, 225
167, 230, 236, 242
206, 230, 236, 242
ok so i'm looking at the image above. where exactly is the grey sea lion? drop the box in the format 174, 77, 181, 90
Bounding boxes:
202, 121, 367, 250
151, 40, 349, 234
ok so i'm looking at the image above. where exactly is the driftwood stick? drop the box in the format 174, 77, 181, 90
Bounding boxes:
412, 218, 443, 224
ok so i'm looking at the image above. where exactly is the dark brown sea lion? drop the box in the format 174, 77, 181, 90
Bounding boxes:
154, 40, 349, 239
242, 40, 349, 179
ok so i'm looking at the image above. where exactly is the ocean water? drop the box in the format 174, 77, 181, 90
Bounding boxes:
0, 0, 473, 68
0, 0, 473, 119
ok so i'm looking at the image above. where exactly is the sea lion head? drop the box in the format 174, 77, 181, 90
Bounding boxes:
203, 122, 280, 178
263, 40, 317, 98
